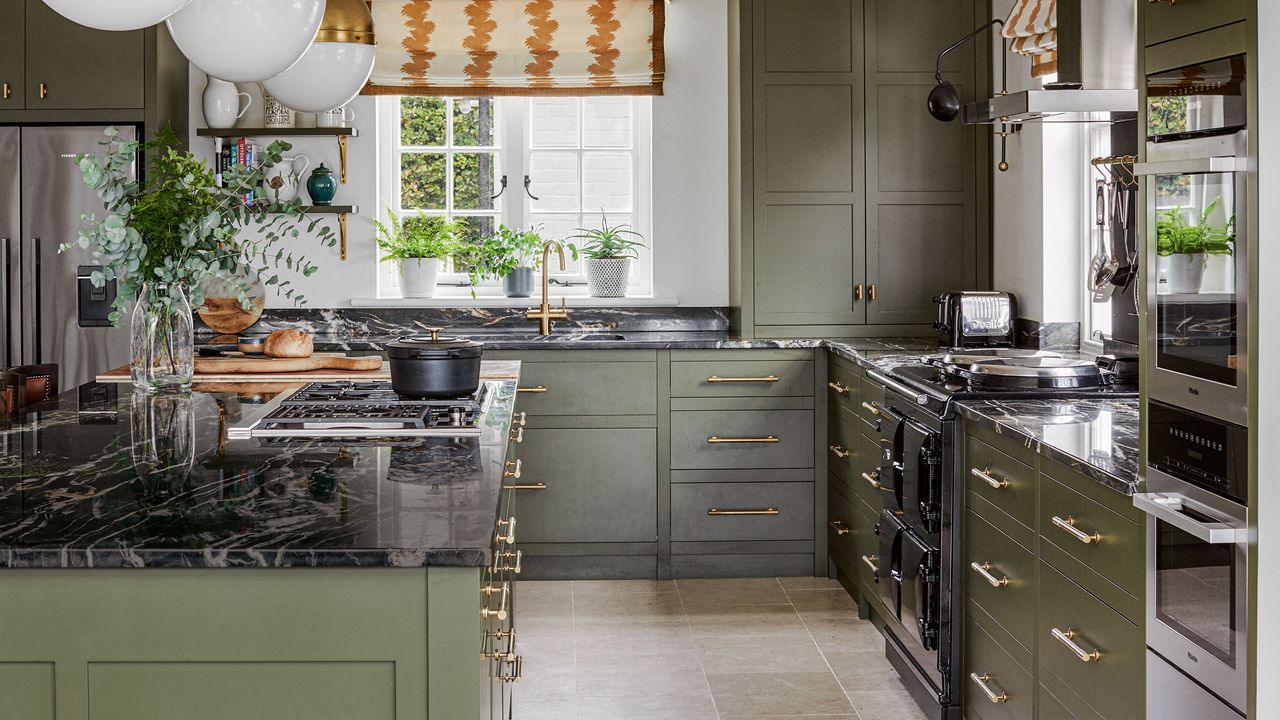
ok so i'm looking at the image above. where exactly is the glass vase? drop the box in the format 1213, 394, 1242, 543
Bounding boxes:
131, 283, 195, 392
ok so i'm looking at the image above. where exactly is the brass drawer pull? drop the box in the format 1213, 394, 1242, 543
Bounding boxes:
708, 507, 780, 516
496, 516, 516, 545
827, 380, 850, 394
1052, 515, 1101, 544
2, 82, 9, 100
481, 582, 510, 620
829, 444, 850, 459
868, 284, 877, 301
497, 655, 522, 682
830, 519, 850, 535
503, 459, 522, 479
970, 673, 1010, 703
1051, 627, 1102, 662
493, 549, 523, 574
503, 482, 546, 491
970, 561, 1009, 588
510, 425, 524, 443
38, 82, 47, 99
861, 470, 889, 491
861, 554, 879, 573
860, 401, 881, 416
854, 283, 863, 301
707, 435, 779, 444
513, 411, 527, 427
518, 385, 548, 394
707, 375, 779, 383
971, 467, 1009, 489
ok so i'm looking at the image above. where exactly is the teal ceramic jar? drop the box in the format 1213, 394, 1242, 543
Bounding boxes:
306, 163, 336, 206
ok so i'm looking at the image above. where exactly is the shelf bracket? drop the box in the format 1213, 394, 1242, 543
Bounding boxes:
338, 212, 348, 260
337, 135, 348, 184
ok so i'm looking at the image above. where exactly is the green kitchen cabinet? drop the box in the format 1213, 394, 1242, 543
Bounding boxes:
1142, 0, 1249, 47
22, 0, 144, 110
0, 1, 25, 110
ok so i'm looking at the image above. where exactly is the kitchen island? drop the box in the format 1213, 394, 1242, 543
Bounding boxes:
0, 361, 521, 720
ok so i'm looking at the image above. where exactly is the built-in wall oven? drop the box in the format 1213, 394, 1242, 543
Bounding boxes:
1133, 402, 1248, 718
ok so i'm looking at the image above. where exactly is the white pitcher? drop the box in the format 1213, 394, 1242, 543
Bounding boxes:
262, 155, 311, 204
202, 78, 251, 129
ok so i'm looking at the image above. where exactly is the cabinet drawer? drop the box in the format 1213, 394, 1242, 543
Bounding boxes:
1144, 0, 1248, 46
827, 477, 858, 578
672, 481, 814, 542
965, 616, 1034, 720
1037, 562, 1143, 720
965, 510, 1036, 653
671, 410, 814, 469
857, 376, 885, 432
1039, 473, 1143, 618
827, 359, 862, 414
828, 417, 886, 513
515, 360, 656, 416
511, 428, 657, 543
965, 434, 1036, 535
672, 359, 813, 397
853, 500, 881, 604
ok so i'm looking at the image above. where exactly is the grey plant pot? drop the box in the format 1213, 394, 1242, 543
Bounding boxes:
586, 257, 631, 298
502, 267, 535, 298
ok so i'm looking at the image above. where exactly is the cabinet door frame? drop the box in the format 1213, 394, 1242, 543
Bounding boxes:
23, 0, 145, 110
0, 0, 25, 110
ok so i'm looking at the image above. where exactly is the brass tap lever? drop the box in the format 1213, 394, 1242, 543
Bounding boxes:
526, 239, 570, 335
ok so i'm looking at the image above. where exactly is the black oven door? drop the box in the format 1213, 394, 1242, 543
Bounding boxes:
900, 417, 941, 540
899, 527, 940, 653
877, 510, 902, 618
878, 407, 906, 518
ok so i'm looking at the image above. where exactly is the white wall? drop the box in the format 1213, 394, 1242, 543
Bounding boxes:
186, 0, 730, 308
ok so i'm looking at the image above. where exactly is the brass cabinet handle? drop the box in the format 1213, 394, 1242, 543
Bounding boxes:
854, 284, 863, 301
493, 549, 523, 574
707, 375, 779, 383
518, 385, 548, 394
829, 444, 850, 459
481, 582, 510, 620
1051, 627, 1102, 662
708, 507, 780, 516
497, 655, 523, 682
1148, 0, 1176, 4
830, 519, 851, 535
868, 284, 877, 301
2, 82, 9, 100
860, 401, 881, 416
513, 412, 527, 427
971, 467, 1009, 489
503, 459, 522, 479
861, 470, 887, 491
970, 673, 1010, 703
510, 425, 524, 443
707, 435, 779, 444
970, 561, 1009, 588
1051, 515, 1101, 544
503, 482, 547, 491
38, 83, 47, 99
496, 516, 517, 544
827, 380, 850, 394
861, 554, 879, 573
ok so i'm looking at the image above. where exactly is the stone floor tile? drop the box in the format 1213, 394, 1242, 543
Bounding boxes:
694, 634, 829, 674
777, 576, 845, 590
574, 650, 709, 697
572, 579, 677, 595
677, 577, 790, 608
707, 671, 856, 718
847, 688, 931, 720
574, 693, 719, 720
685, 603, 810, 637
783, 587, 860, 613
821, 649, 902, 693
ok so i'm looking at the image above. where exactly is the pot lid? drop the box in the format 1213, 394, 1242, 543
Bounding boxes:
387, 328, 483, 357
964, 357, 1101, 379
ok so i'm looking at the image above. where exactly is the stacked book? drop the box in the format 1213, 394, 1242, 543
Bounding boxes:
215, 137, 261, 204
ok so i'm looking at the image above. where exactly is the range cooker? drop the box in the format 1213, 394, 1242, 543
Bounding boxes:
864, 350, 1138, 720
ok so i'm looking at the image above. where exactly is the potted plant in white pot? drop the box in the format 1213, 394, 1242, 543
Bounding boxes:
567, 214, 645, 298
373, 209, 465, 299
1156, 197, 1234, 294
469, 225, 546, 298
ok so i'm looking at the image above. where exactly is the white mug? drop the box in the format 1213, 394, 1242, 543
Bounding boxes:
262, 155, 311, 204
202, 78, 251, 129
260, 87, 295, 129
316, 105, 355, 128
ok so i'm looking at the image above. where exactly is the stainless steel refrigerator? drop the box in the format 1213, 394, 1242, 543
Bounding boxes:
1, 125, 135, 389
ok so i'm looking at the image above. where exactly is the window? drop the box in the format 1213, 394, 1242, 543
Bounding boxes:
377, 96, 651, 298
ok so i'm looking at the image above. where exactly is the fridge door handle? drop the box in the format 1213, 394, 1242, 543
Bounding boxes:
1, 237, 9, 368
27, 237, 41, 364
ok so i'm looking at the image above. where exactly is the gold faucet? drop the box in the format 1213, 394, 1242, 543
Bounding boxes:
526, 240, 569, 336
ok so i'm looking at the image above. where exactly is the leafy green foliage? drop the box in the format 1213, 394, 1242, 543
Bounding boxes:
1156, 196, 1235, 257
468, 224, 545, 282
566, 213, 646, 260
373, 207, 466, 262
67, 127, 336, 323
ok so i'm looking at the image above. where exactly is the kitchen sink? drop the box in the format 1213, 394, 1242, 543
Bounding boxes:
456, 332, 628, 342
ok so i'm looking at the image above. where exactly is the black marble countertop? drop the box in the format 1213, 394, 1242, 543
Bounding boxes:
0, 362, 521, 569
955, 399, 1140, 495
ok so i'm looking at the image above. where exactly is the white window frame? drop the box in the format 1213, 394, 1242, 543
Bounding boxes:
375, 95, 653, 299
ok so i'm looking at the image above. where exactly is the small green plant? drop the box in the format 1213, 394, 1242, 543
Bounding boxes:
373, 208, 466, 262
1156, 197, 1235, 257
567, 213, 645, 260
471, 225, 546, 281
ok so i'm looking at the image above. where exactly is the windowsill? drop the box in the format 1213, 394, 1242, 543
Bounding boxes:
349, 296, 679, 308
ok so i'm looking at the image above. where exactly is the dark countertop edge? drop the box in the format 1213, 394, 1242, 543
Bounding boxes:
953, 402, 1139, 496
1, 547, 489, 569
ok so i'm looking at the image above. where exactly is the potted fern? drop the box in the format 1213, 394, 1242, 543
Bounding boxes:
567, 214, 645, 298
1156, 197, 1235, 294
471, 225, 546, 298
373, 208, 465, 299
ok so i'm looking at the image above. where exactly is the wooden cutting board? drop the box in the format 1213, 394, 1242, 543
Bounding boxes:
95, 354, 390, 384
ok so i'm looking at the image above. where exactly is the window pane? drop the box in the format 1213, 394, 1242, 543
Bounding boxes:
580, 211, 637, 252
454, 97, 499, 146
530, 97, 580, 148
583, 152, 632, 213
401, 97, 447, 146
530, 214, 583, 273
529, 152, 580, 211
583, 97, 632, 148
452, 215, 498, 274
453, 152, 500, 210
401, 153, 446, 209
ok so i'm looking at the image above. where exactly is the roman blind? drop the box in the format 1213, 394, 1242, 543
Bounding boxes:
363, 0, 665, 96
1002, 0, 1057, 79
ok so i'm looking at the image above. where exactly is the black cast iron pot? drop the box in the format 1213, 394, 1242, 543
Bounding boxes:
386, 329, 484, 399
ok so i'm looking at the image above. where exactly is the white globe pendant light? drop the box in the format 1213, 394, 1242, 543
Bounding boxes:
42, 0, 194, 31
261, 0, 376, 113
166, 0, 326, 83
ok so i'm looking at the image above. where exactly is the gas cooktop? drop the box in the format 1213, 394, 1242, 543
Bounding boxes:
887, 360, 1139, 418
226, 382, 490, 440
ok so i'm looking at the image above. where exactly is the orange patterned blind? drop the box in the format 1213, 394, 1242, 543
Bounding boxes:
363, 0, 665, 96
1002, 0, 1057, 79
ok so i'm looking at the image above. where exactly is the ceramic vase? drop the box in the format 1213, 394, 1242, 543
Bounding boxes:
201, 77, 251, 129
586, 258, 631, 298
502, 267, 535, 298
1159, 253, 1206, 295
306, 164, 336, 206
398, 258, 441, 299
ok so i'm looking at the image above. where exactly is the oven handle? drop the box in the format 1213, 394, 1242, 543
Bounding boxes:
865, 370, 929, 407
1132, 492, 1248, 544
1132, 156, 1247, 176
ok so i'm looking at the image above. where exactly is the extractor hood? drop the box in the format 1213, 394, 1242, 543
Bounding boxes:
962, 0, 1137, 125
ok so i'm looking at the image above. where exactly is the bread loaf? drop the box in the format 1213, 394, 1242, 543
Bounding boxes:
263, 329, 314, 358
